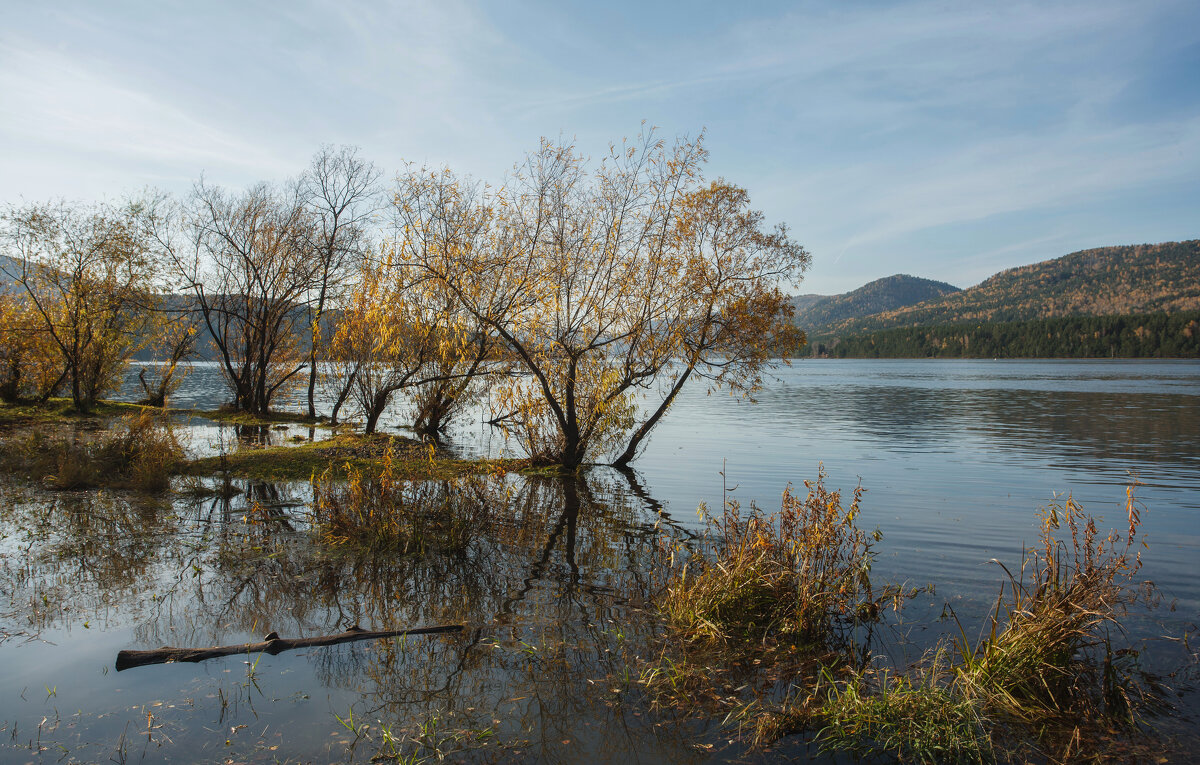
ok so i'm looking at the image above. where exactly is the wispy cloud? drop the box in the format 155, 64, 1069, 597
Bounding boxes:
0, 0, 1196, 292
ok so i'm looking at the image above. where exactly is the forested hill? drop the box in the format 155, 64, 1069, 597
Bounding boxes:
820, 310, 1200, 359
812, 240, 1200, 341
790, 274, 961, 332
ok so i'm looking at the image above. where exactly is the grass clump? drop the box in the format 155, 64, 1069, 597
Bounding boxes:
0, 411, 184, 492
785, 485, 1166, 763
953, 490, 1152, 724
642, 468, 897, 735
808, 667, 993, 763
311, 447, 497, 554
663, 466, 882, 648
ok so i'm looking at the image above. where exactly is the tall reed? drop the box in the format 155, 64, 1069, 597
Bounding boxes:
661, 466, 881, 648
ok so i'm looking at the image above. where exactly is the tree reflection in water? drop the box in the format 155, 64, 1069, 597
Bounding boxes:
0, 469, 724, 763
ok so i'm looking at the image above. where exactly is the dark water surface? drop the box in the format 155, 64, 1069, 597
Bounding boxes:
1, 360, 1197, 762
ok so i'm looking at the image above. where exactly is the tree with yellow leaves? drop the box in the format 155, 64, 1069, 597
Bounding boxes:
0, 292, 65, 403
390, 168, 504, 438
2, 198, 162, 412
330, 254, 490, 435
136, 311, 199, 407
408, 129, 809, 467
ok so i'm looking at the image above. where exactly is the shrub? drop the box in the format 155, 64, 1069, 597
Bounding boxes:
0, 411, 184, 492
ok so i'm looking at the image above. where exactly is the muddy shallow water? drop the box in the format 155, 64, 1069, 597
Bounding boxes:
1, 359, 1197, 762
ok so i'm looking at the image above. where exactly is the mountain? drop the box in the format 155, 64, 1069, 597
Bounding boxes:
788, 293, 829, 314
808, 240, 1200, 344
791, 275, 961, 335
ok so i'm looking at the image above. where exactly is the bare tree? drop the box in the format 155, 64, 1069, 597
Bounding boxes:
298, 146, 380, 419
156, 182, 317, 415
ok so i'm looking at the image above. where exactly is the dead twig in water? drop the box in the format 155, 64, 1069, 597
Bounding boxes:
115, 624, 463, 671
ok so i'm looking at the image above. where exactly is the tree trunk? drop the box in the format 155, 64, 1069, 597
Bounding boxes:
115, 624, 463, 671
306, 345, 318, 419
364, 391, 390, 434
0, 359, 20, 403
612, 365, 694, 468
71, 367, 85, 412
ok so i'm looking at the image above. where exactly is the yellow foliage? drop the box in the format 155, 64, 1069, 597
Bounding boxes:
402, 129, 810, 467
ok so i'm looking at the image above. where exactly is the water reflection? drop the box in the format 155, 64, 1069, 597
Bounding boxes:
757, 382, 1200, 471
1, 360, 1195, 762
0, 470, 720, 763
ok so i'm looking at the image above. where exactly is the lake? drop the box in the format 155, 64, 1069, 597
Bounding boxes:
2, 359, 1197, 762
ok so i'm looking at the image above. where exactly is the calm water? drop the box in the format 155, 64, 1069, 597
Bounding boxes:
1, 360, 1197, 762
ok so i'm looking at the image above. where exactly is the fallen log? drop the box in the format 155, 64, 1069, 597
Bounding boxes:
115, 624, 464, 671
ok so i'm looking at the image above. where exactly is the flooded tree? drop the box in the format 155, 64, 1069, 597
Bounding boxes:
156, 182, 317, 415
330, 256, 486, 434
136, 312, 199, 407
411, 130, 809, 467
391, 169, 504, 438
1, 198, 162, 412
298, 145, 381, 419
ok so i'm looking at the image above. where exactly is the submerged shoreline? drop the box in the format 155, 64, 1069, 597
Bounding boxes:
0, 361, 1197, 763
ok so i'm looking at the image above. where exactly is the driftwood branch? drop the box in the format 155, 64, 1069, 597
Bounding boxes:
115, 624, 463, 671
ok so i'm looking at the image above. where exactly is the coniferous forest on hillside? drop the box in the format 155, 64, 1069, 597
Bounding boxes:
804, 310, 1200, 358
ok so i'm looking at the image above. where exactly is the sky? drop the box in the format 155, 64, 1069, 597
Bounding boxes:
1, 0, 1197, 295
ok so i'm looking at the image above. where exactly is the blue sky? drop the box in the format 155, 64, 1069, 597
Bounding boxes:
1, 0, 1197, 294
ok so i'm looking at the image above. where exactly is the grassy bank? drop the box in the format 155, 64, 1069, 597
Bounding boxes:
0, 398, 153, 427
183, 433, 529, 482
0, 398, 531, 487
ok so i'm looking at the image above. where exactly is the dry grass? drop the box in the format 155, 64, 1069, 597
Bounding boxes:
0, 411, 184, 492
661, 466, 883, 648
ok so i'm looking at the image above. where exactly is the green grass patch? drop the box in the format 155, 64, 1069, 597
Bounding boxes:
183, 406, 323, 426
183, 433, 529, 482
0, 398, 153, 427
798, 667, 994, 763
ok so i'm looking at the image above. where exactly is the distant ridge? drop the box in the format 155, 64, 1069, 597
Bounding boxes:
801, 241, 1200, 346
791, 274, 961, 335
